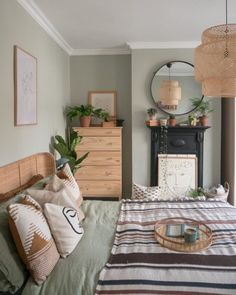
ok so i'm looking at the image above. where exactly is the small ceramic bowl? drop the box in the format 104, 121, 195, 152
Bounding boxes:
159, 119, 168, 126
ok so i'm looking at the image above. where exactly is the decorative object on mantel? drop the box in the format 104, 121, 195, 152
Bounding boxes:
191, 98, 213, 126
159, 118, 168, 126
188, 113, 197, 126
14, 46, 37, 126
195, 0, 236, 97
203, 182, 229, 202
168, 114, 176, 127
147, 108, 158, 120
146, 108, 158, 126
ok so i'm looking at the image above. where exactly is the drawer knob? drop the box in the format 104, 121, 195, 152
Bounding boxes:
170, 139, 186, 147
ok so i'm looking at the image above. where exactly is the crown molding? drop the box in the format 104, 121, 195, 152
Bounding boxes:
17, 0, 73, 55
71, 48, 131, 56
127, 41, 200, 49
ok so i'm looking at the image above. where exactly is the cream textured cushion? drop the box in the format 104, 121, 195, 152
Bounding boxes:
132, 183, 162, 200
26, 188, 85, 221
57, 164, 83, 207
44, 203, 84, 258
8, 203, 59, 285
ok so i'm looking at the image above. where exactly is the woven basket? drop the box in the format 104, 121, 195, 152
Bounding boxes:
203, 182, 229, 202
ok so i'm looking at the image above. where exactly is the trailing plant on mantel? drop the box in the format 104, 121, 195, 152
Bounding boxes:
53, 130, 89, 174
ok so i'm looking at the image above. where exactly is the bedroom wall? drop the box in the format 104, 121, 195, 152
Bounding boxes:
70, 55, 132, 198
131, 49, 221, 188
0, 0, 70, 165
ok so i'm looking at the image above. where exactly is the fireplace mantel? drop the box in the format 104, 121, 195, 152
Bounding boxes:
148, 126, 210, 187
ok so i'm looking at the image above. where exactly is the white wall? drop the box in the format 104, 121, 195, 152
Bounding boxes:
0, 0, 70, 165
131, 49, 221, 188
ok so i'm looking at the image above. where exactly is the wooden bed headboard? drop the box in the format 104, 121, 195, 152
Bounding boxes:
0, 152, 56, 194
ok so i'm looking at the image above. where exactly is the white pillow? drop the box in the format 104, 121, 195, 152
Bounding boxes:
57, 164, 83, 207
132, 183, 162, 200
44, 203, 84, 258
26, 188, 85, 221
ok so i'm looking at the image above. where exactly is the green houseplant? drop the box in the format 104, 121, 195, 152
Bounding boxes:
147, 108, 158, 120
191, 98, 213, 126
53, 130, 89, 174
67, 104, 94, 127
67, 105, 109, 127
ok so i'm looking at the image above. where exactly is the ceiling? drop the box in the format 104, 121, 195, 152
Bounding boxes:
18, 0, 236, 55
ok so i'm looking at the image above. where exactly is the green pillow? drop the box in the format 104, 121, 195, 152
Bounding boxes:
0, 194, 28, 293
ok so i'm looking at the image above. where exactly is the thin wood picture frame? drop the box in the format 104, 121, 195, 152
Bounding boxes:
158, 154, 198, 195
88, 91, 117, 117
14, 46, 37, 126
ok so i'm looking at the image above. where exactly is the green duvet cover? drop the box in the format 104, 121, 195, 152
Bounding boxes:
22, 200, 120, 295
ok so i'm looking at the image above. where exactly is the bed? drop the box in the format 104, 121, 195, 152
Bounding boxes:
1, 153, 236, 295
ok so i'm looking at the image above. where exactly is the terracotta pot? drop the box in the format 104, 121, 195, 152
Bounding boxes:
168, 118, 176, 127
79, 116, 91, 127
199, 115, 208, 126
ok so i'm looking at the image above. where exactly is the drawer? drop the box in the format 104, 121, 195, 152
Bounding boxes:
75, 165, 121, 180
73, 127, 121, 137
76, 151, 121, 166
78, 180, 121, 197
77, 136, 121, 151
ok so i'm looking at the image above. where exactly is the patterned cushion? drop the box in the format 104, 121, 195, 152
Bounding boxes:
132, 183, 162, 200
44, 203, 84, 258
26, 188, 85, 221
7, 203, 59, 285
20, 195, 42, 211
57, 164, 83, 207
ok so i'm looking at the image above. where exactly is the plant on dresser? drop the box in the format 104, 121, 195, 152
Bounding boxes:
53, 130, 89, 174
66, 105, 109, 127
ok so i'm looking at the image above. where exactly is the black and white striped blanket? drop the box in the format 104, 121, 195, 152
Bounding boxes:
96, 200, 236, 295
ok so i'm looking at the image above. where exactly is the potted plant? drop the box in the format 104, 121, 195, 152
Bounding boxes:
191, 98, 213, 126
168, 114, 176, 127
53, 130, 89, 175
188, 113, 197, 126
66, 104, 94, 127
147, 108, 158, 120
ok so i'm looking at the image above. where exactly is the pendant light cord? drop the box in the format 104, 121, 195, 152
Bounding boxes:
224, 0, 229, 58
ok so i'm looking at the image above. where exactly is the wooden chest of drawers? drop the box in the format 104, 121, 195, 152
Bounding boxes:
73, 127, 122, 199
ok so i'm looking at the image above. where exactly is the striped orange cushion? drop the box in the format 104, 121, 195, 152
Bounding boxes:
8, 203, 59, 285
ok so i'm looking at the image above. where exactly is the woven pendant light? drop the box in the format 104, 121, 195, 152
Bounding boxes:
159, 80, 181, 110
159, 63, 181, 110
195, 0, 236, 97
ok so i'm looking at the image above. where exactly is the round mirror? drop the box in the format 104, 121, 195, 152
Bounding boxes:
150, 61, 203, 116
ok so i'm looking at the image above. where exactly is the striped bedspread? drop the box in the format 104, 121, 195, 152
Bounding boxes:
95, 200, 236, 295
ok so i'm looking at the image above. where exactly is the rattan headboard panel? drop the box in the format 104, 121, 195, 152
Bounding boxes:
0, 152, 56, 194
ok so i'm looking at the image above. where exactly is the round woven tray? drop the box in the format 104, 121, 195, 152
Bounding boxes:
154, 217, 212, 252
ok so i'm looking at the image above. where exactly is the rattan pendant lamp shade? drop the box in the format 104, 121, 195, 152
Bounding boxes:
195, 0, 236, 97
159, 63, 181, 110
160, 80, 181, 110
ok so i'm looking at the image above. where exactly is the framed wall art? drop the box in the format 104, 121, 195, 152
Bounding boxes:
14, 46, 37, 126
88, 91, 117, 117
158, 154, 197, 196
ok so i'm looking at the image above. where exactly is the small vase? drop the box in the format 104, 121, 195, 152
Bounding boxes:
80, 116, 91, 127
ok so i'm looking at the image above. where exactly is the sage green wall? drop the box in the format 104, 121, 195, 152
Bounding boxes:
0, 0, 70, 165
131, 49, 221, 188
70, 55, 132, 198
